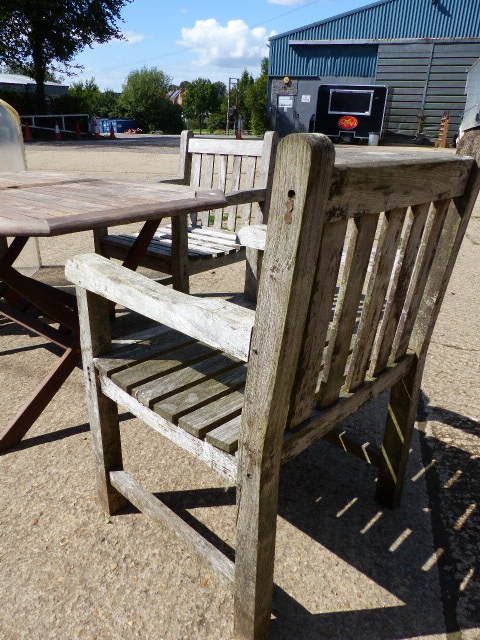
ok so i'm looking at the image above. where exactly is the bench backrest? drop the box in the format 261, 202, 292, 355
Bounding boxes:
0, 99, 27, 171
179, 130, 278, 230
242, 132, 480, 446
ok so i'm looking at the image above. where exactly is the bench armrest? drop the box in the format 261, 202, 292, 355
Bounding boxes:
237, 224, 267, 250
66, 254, 254, 361
157, 176, 188, 185
226, 187, 266, 206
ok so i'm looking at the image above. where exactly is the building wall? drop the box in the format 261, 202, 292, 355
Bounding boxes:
268, 0, 480, 140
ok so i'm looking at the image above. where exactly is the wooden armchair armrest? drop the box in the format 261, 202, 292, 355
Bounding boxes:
66, 253, 254, 361
226, 187, 266, 206
237, 224, 267, 250
157, 176, 188, 185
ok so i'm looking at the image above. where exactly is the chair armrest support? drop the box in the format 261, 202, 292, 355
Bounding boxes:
66, 254, 254, 361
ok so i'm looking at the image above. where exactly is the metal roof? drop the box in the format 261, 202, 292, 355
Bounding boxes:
269, 0, 480, 77
270, 0, 480, 42
0, 73, 67, 88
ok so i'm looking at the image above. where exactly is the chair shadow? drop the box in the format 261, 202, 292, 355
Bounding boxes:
115, 392, 479, 640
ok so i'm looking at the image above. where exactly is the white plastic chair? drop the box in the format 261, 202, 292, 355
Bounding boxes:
0, 99, 41, 272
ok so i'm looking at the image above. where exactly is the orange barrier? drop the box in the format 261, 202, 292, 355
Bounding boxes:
24, 121, 33, 142
54, 122, 62, 141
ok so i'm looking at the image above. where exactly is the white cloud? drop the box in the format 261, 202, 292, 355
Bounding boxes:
121, 31, 146, 45
268, 0, 305, 4
177, 19, 274, 68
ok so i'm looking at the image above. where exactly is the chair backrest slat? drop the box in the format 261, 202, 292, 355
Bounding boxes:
392, 198, 451, 360
371, 201, 430, 375
318, 212, 379, 409
247, 132, 480, 447
345, 207, 406, 391
179, 131, 278, 233
287, 218, 347, 428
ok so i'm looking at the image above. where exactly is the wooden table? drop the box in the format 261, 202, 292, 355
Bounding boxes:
0, 171, 226, 452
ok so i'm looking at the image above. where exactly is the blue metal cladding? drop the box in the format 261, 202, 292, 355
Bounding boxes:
269, 0, 480, 77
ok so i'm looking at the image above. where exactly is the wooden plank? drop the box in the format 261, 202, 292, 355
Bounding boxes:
393, 198, 451, 359
240, 156, 256, 228
237, 224, 267, 250
178, 388, 244, 438
326, 156, 472, 221
200, 154, 215, 226
111, 341, 217, 394
321, 427, 382, 468
234, 134, 335, 640
189, 137, 264, 156
214, 154, 228, 229
95, 328, 193, 377
77, 287, 126, 515
206, 416, 241, 453
109, 470, 235, 589
288, 219, 347, 427
281, 354, 415, 464
100, 375, 237, 481
65, 253, 255, 361
133, 351, 240, 408
153, 364, 247, 422
372, 202, 430, 375
227, 155, 242, 231
345, 208, 406, 391
318, 213, 379, 408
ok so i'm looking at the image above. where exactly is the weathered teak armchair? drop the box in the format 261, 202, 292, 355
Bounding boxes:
66, 131, 480, 640
94, 130, 278, 295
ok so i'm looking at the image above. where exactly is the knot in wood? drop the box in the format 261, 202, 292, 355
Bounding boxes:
284, 198, 294, 224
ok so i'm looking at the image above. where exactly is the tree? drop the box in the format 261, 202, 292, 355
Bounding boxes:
246, 57, 270, 136
0, 0, 131, 112
119, 67, 183, 133
182, 78, 222, 134
237, 70, 254, 130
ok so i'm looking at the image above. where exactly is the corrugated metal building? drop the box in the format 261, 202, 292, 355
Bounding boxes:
268, 0, 480, 141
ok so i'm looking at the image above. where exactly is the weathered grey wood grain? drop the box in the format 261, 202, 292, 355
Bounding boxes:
65, 253, 255, 361
235, 133, 335, 640
153, 363, 247, 422
100, 375, 237, 481
345, 208, 406, 391
206, 416, 242, 453
178, 388, 244, 438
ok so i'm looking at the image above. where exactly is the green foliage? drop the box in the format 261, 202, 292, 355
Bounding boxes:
245, 62, 269, 136
0, 0, 131, 112
238, 69, 254, 130
182, 78, 223, 134
119, 67, 183, 133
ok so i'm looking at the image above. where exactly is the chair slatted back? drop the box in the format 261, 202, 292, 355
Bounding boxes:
181, 131, 277, 230
242, 134, 479, 439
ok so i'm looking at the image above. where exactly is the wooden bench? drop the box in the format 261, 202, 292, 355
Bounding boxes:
94, 130, 278, 295
66, 131, 480, 640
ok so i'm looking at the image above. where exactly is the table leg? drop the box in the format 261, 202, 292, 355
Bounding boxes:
0, 346, 80, 452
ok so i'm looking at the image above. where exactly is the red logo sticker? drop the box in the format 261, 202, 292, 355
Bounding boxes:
338, 115, 358, 130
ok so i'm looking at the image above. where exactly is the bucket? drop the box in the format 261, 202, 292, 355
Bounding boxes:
368, 132, 380, 146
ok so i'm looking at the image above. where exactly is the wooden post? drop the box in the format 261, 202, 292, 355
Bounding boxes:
234, 134, 335, 639
76, 286, 126, 514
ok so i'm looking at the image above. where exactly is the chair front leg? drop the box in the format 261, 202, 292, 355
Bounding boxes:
234, 451, 281, 640
77, 286, 126, 515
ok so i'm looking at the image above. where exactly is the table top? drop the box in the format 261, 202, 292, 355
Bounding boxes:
0, 171, 227, 237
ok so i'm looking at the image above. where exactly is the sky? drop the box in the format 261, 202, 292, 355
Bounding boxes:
69, 0, 375, 91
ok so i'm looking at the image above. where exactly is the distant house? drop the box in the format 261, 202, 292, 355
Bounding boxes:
0, 73, 68, 96
168, 89, 184, 106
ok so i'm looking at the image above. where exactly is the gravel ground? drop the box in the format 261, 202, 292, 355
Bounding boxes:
0, 135, 478, 640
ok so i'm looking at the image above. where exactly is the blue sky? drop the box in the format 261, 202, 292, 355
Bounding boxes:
70, 0, 373, 91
